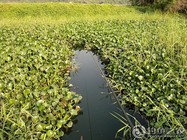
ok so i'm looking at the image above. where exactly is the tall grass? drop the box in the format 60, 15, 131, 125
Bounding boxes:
1, 0, 129, 4
0, 3, 134, 18
0, 2, 183, 26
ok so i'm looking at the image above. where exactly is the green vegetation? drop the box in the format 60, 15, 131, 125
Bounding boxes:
0, 0, 129, 4
0, 25, 82, 139
0, 2, 186, 140
0, 2, 180, 27
131, 0, 187, 13
62, 19, 187, 136
0, 2, 141, 26
0, 2, 133, 18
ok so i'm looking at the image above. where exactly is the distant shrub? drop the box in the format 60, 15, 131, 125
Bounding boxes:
130, 0, 187, 13
167, 0, 187, 13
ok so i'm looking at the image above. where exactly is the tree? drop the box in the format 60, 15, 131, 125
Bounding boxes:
130, 0, 187, 13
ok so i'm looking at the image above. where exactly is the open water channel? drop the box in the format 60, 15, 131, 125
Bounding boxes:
62, 50, 147, 140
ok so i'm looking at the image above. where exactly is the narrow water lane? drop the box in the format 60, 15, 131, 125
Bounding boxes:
62, 50, 123, 140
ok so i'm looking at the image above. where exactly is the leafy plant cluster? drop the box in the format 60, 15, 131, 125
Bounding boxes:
0, 18, 186, 139
61, 20, 187, 134
0, 26, 82, 140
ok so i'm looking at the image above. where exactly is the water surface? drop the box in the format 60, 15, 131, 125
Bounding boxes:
62, 50, 123, 140
62, 50, 148, 140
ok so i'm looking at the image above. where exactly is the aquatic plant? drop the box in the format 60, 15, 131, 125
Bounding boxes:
0, 26, 82, 139
0, 16, 186, 139
62, 19, 187, 138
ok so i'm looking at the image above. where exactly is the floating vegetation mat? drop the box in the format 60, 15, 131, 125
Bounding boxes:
0, 19, 187, 139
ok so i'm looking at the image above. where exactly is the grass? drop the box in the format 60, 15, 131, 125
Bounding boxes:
0, 0, 129, 4
0, 3, 134, 18
0, 2, 184, 26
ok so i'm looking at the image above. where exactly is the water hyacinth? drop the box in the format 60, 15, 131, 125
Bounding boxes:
0, 18, 187, 139
0, 26, 82, 139
61, 20, 187, 136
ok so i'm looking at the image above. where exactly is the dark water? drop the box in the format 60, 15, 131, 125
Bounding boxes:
62, 50, 123, 140
62, 50, 148, 140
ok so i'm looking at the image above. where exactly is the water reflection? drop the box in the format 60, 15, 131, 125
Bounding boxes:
62, 50, 123, 140
62, 50, 148, 140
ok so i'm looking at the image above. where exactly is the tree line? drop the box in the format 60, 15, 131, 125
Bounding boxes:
131, 0, 187, 13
